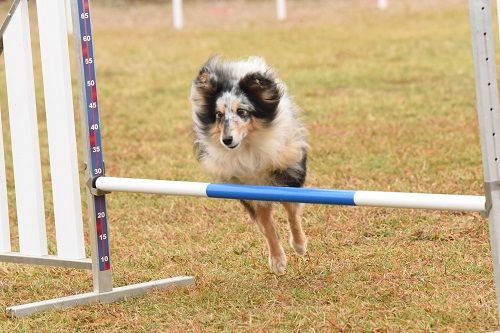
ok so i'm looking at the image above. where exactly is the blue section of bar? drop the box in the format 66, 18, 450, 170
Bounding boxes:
206, 184, 356, 205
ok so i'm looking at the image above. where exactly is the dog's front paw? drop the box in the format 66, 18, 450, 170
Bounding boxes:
268, 252, 287, 275
290, 237, 307, 255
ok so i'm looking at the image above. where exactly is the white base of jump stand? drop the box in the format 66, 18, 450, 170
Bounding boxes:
6, 275, 195, 317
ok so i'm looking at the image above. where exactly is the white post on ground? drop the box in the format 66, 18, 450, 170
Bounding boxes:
172, 0, 183, 29
3, 0, 47, 256
0, 106, 10, 253
277, 0, 286, 21
36, 0, 85, 259
378, 0, 388, 10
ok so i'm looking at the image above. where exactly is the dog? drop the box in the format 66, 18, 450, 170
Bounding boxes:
190, 56, 308, 275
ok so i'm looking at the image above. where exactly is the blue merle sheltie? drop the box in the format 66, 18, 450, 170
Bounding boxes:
190, 56, 308, 275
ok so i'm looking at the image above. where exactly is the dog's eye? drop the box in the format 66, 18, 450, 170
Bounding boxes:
236, 109, 247, 118
216, 111, 223, 119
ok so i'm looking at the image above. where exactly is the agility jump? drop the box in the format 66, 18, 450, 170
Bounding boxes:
0, 0, 499, 322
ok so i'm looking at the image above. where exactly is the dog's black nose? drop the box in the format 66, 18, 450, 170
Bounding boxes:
222, 137, 233, 146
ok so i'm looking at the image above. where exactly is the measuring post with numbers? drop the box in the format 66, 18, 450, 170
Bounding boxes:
73, 0, 112, 292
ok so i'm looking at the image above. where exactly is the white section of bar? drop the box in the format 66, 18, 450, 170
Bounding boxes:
95, 177, 209, 197
0, 106, 10, 253
4, 0, 47, 256
36, 0, 85, 259
378, 0, 388, 10
354, 191, 485, 212
172, 0, 183, 29
277, 0, 286, 20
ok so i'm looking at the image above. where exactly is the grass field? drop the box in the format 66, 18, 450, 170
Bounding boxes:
0, 0, 498, 331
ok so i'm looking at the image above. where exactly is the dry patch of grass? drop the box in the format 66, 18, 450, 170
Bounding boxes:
0, 0, 497, 331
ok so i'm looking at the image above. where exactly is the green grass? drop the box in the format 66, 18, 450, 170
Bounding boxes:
0, 0, 497, 331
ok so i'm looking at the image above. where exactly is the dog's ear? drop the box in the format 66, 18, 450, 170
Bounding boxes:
239, 71, 282, 121
194, 66, 218, 93
194, 55, 220, 90
192, 65, 221, 126
197, 67, 209, 84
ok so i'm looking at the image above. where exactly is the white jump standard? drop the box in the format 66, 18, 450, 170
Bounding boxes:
1, 0, 500, 325
0, 0, 194, 318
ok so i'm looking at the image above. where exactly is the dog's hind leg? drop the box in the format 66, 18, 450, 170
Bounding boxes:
254, 203, 287, 275
240, 200, 256, 222
282, 202, 307, 255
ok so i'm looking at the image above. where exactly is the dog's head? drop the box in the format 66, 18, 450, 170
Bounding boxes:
191, 57, 282, 150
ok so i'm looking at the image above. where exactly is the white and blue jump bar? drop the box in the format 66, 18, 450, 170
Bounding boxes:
95, 177, 486, 212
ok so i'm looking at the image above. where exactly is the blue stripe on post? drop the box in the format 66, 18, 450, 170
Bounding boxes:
206, 184, 356, 205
